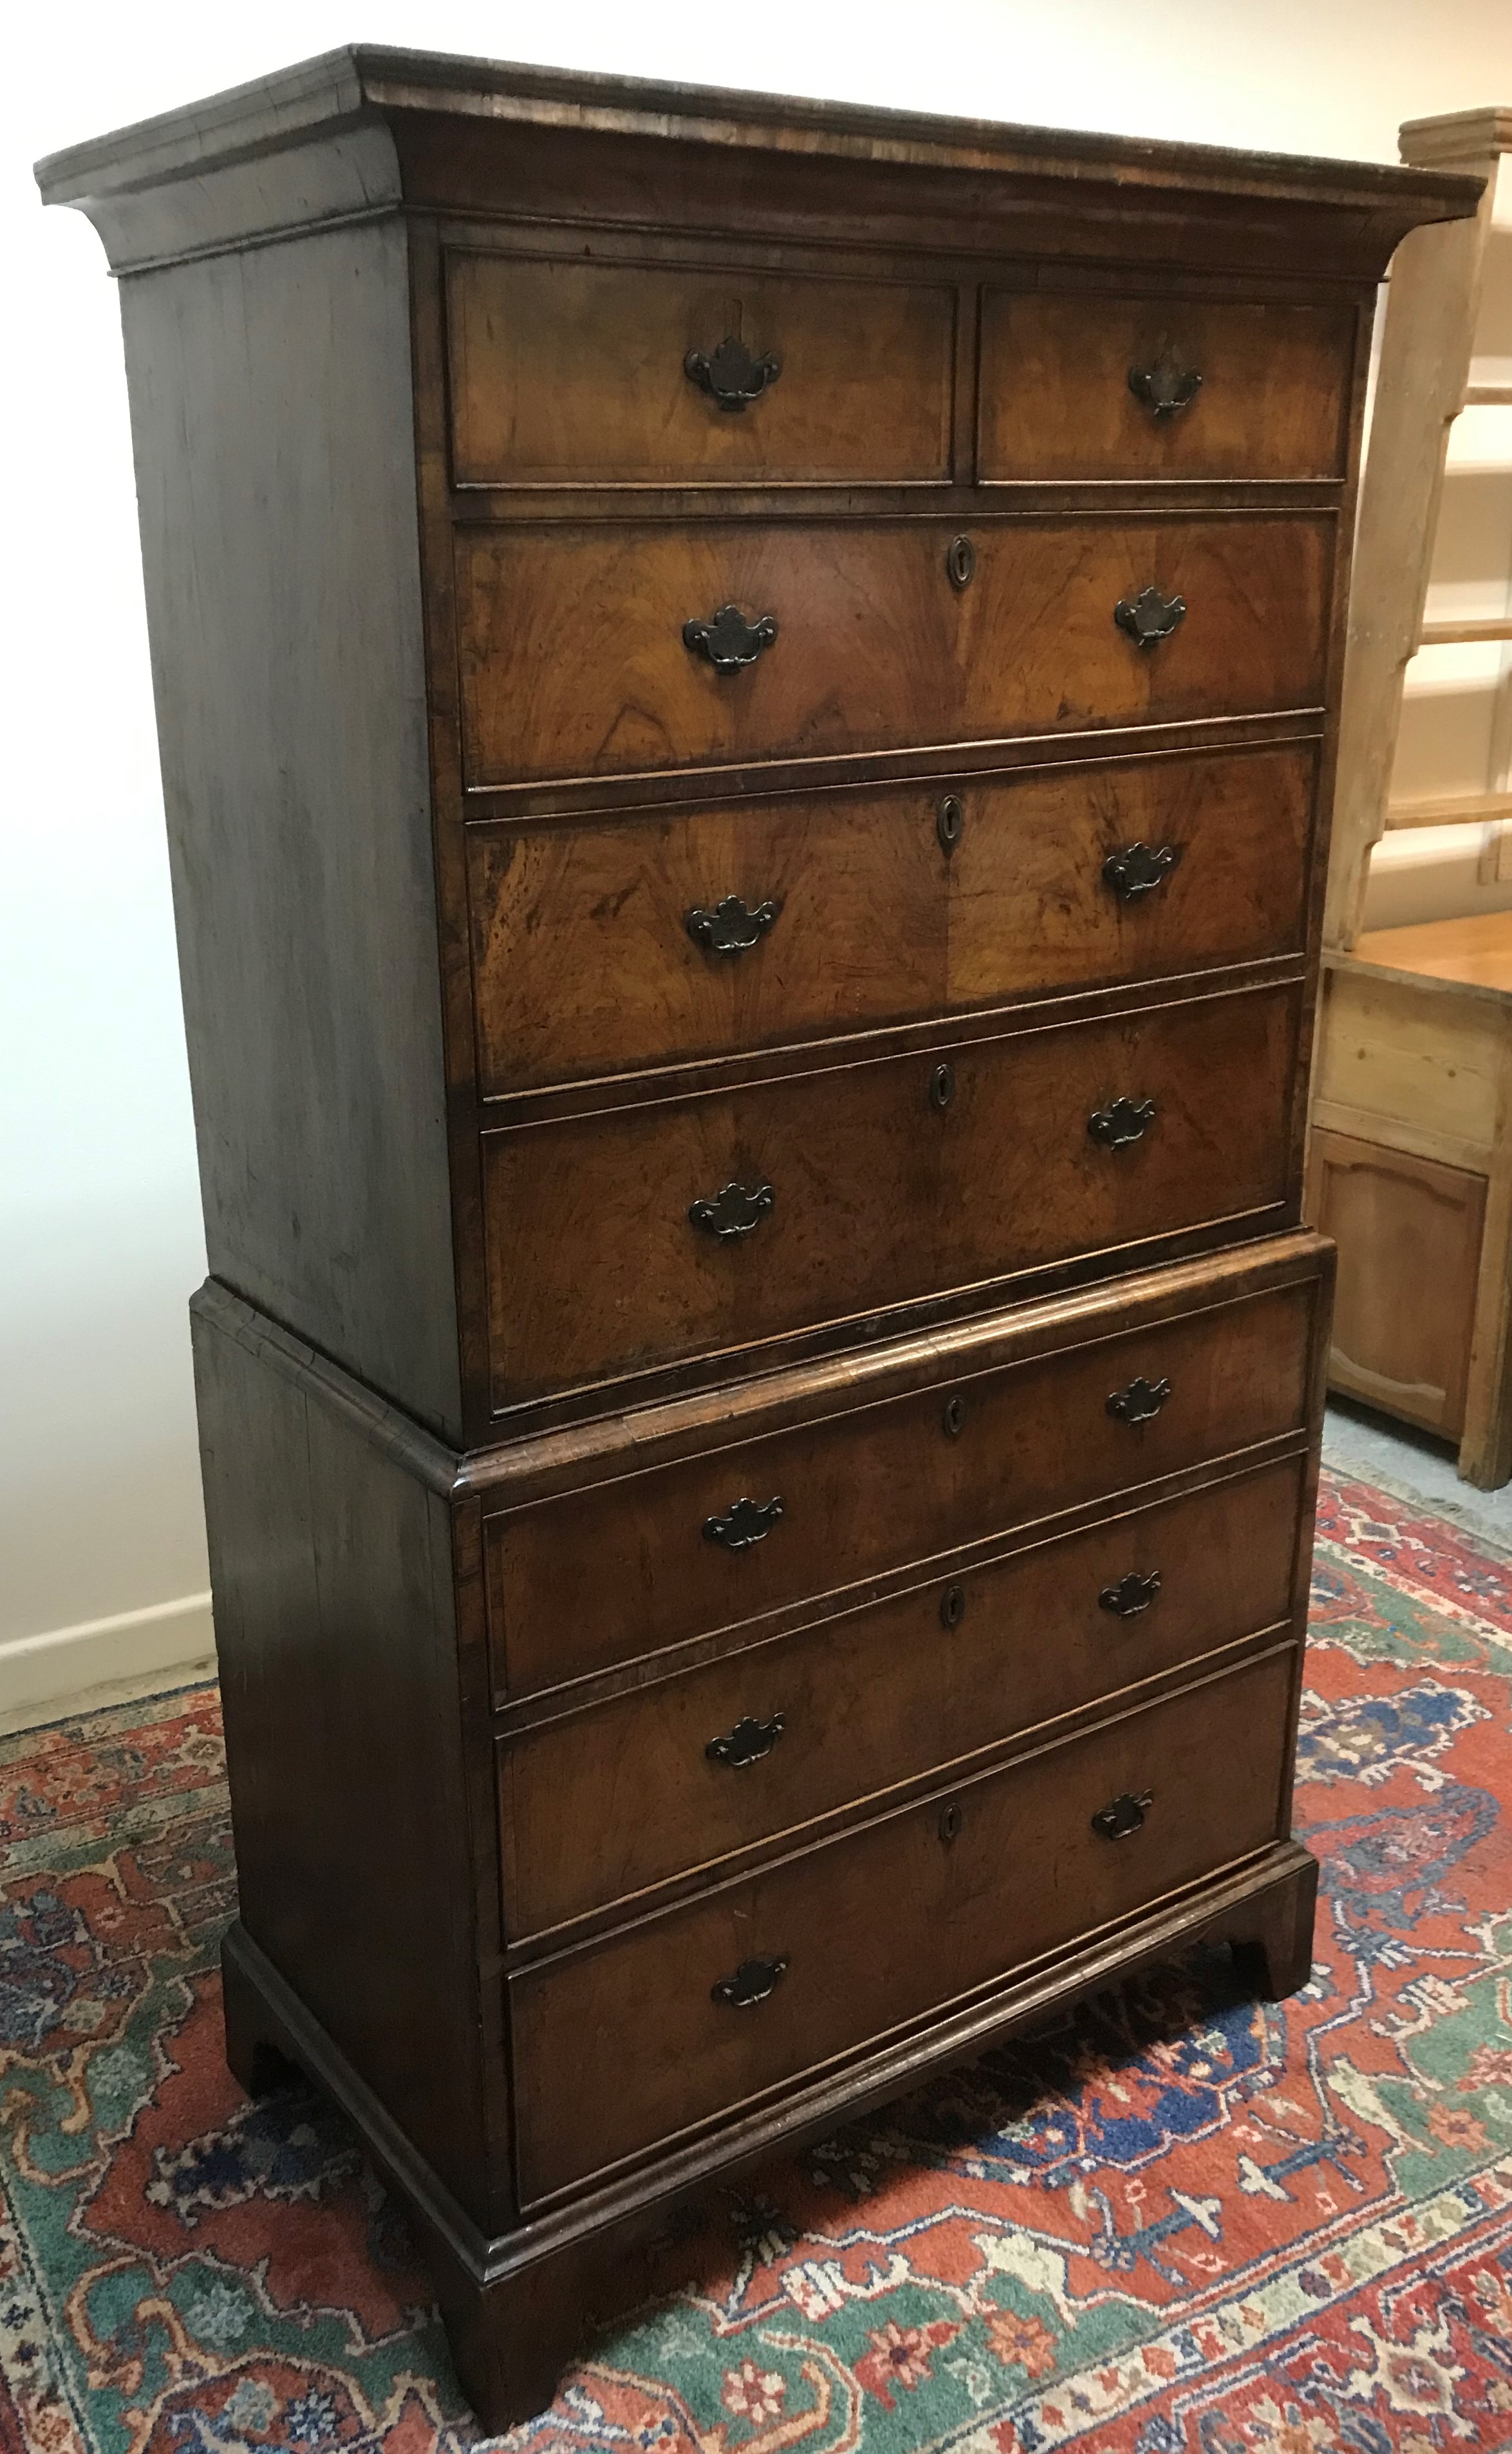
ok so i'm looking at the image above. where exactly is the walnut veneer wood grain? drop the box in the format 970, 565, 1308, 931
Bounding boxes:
467, 745, 1316, 1094
499, 1454, 1304, 1936
485, 1275, 1316, 1698
446, 252, 957, 486
482, 981, 1300, 1405
509, 1645, 1296, 2200
42, 39, 1462, 2426
978, 292, 1355, 482
455, 517, 1332, 787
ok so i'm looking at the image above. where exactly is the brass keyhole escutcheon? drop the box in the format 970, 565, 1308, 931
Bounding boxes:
940, 1584, 966, 1631
937, 794, 964, 854
947, 534, 976, 590
939, 1801, 964, 1844
942, 1394, 967, 1439
930, 1063, 956, 1113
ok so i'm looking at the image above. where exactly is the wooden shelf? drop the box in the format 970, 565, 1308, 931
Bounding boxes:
1464, 382, 1512, 406
1417, 617, 1512, 646
1383, 790, 1512, 829
1354, 907, 1512, 994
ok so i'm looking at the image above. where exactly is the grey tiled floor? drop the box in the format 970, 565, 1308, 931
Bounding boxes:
1322, 1398, 1512, 1555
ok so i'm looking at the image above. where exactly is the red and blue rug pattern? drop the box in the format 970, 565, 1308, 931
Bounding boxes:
5, 1471, 1512, 2453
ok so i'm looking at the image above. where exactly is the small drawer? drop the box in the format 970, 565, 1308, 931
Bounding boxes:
445, 250, 956, 487
483, 1265, 1320, 1699
455, 516, 1332, 788
481, 979, 1300, 1407
498, 1454, 1305, 1937
508, 1645, 1296, 2200
466, 744, 1316, 1095
977, 290, 1355, 482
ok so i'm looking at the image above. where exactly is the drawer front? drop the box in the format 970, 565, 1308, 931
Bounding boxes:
499, 1456, 1305, 1937
509, 1646, 1295, 2200
445, 252, 957, 487
483, 981, 1300, 1405
456, 517, 1332, 787
978, 291, 1355, 482
485, 1273, 1318, 1698
467, 745, 1316, 1095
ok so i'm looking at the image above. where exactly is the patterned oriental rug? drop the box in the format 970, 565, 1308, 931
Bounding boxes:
7, 1471, 1512, 2454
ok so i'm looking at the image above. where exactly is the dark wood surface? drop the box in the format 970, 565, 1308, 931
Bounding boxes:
39, 40, 1463, 2425
120, 223, 464, 1442
978, 290, 1356, 482
191, 1288, 505, 2231
499, 1454, 1304, 1938
481, 981, 1301, 1406
509, 1644, 1296, 2203
485, 1268, 1319, 1698
446, 250, 957, 487
466, 744, 1316, 1095
454, 516, 1333, 789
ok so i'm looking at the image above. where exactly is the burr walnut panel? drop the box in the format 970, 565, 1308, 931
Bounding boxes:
509, 1645, 1295, 2200
465, 744, 1316, 1094
977, 291, 1355, 482
481, 980, 1300, 1407
454, 516, 1333, 789
445, 251, 957, 486
484, 1269, 1318, 1699
498, 1454, 1305, 1936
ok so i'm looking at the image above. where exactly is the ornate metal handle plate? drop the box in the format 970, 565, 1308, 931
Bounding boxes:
1106, 1374, 1172, 1426
1114, 586, 1187, 651
704, 1494, 784, 1551
1092, 1789, 1154, 1842
711, 1954, 789, 2009
1103, 842, 1182, 903
685, 335, 781, 410
686, 895, 781, 956
1088, 1096, 1157, 1150
1099, 1569, 1162, 1619
684, 604, 779, 672
1128, 348, 1203, 420
706, 1711, 786, 1768
689, 1180, 774, 1239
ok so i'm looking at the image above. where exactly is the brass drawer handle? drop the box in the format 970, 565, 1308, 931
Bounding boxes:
1103, 842, 1182, 903
712, 1954, 789, 2009
1106, 1374, 1172, 1426
686, 895, 781, 956
684, 604, 779, 672
704, 1494, 784, 1551
685, 334, 781, 410
707, 1710, 786, 1768
1088, 1095, 1156, 1150
1128, 348, 1202, 419
1099, 1569, 1162, 1619
689, 1179, 774, 1239
1092, 1788, 1154, 1841
1114, 586, 1186, 650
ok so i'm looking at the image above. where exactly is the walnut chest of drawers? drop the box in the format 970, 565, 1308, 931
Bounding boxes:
38, 51, 1478, 2429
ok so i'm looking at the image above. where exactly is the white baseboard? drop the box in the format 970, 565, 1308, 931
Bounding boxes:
0, 1593, 217, 1736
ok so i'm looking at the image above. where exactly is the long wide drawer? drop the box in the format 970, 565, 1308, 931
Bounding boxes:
445, 250, 957, 487
482, 980, 1300, 1407
508, 1645, 1297, 2201
455, 516, 1332, 787
483, 1265, 1321, 1699
498, 1454, 1305, 1938
466, 744, 1316, 1095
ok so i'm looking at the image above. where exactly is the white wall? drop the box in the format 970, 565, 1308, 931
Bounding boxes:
6, 0, 1512, 1722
